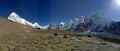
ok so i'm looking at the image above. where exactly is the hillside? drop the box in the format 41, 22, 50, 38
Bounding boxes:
0, 16, 120, 51
0, 31, 120, 51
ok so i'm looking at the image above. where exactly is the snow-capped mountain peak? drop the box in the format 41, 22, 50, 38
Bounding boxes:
8, 12, 33, 26
8, 12, 24, 24
8, 12, 48, 29
60, 22, 65, 26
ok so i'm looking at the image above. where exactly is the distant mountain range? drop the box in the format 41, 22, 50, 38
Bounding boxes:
7, 12, 120, 34
47, 13, 120, 34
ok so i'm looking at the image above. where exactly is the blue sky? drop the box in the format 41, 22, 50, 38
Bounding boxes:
0, 0, 120, 25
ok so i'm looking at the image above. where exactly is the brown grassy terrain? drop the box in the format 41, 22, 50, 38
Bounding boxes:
0, 33, 120, 51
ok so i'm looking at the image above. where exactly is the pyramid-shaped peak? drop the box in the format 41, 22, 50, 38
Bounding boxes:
10, 12, 18, 15
8, 12, 21, 20
9, 12, 21, 18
